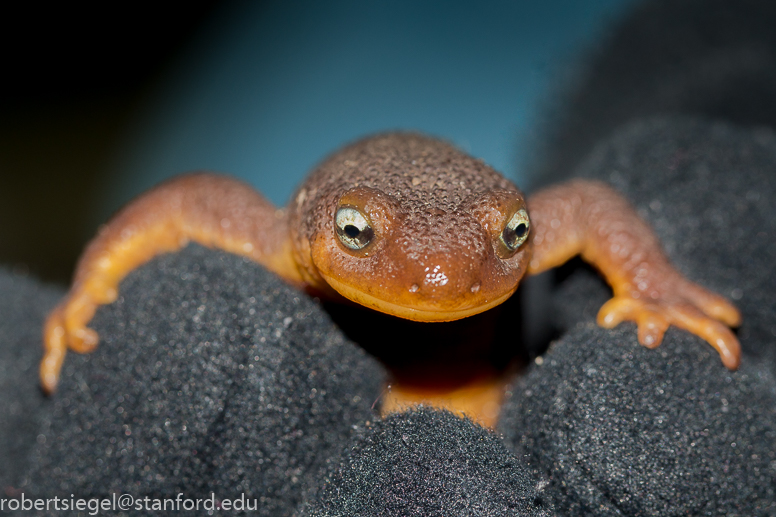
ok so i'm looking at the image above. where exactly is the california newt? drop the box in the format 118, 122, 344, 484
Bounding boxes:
40, 133, 741, 426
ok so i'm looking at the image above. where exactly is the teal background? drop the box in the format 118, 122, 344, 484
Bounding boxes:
102, 0, 638, 219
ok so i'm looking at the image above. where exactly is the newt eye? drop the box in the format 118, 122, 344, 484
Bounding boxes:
501, 208, 530, 251
335, 207, 374, 250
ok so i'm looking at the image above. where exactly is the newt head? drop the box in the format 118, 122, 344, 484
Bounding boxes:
290, 133, 531, 322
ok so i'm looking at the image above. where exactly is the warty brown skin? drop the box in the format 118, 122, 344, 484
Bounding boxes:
289, 134, 529, 319
40, 133, 741, 426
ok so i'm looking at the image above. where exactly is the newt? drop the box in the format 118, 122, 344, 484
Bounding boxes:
40, 133, 741, 426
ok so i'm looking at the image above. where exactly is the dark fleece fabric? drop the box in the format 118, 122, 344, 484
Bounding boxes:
531, 0, 776, 188
18, 246, 385, 516
300, 408, 553, 517
0, 272, 62, 500
500, 118, 776, 516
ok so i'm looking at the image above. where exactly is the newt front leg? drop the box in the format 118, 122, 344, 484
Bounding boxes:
527, 179, 741, 369
40, 173, 304, 393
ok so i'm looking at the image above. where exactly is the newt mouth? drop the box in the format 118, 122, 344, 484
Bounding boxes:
319, 273, 517, 322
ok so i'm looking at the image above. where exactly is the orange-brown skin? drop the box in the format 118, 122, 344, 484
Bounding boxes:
41, 133, 741, 427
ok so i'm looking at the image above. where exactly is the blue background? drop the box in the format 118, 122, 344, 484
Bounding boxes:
100, 0, 638, 220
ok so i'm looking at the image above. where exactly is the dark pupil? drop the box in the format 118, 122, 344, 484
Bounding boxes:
344, 225, 360, 238
503, 221, 528, 250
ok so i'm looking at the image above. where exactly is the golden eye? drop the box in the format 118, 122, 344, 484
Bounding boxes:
501, 208, 529, 251
335, 207, 374, 250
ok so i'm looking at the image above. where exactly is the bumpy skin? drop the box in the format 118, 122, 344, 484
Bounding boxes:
41, 133, 741, 426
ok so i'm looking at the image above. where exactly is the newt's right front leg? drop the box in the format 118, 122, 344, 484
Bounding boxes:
41, 173, 303, 394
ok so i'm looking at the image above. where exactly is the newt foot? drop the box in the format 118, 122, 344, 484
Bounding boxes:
41, 287, 110, 394
597, 283, 741, 370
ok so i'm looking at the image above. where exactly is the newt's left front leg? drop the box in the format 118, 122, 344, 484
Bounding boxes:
527, 179, 741, 369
